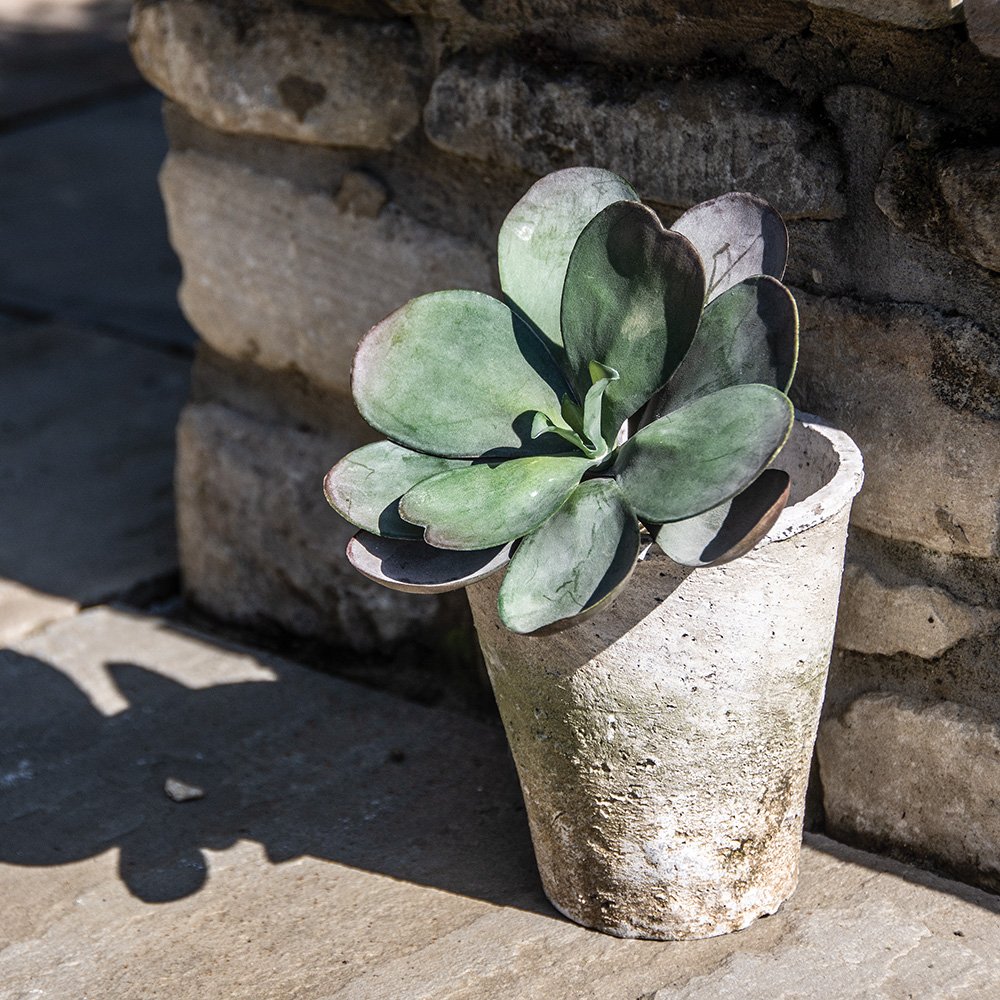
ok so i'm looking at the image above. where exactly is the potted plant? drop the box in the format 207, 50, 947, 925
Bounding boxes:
324, 168, 863, 940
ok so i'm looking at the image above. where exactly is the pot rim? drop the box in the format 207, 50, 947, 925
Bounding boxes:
758, 409, 864, 546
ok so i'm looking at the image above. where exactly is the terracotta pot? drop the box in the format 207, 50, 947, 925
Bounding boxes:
466, 413, 864, 940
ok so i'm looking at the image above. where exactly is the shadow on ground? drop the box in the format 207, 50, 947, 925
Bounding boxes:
0, 629, 549, 915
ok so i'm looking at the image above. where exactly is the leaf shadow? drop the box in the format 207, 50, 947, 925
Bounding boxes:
0, 640, 548, 913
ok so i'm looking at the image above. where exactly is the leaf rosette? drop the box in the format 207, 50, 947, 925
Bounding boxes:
326, 169, 799, 634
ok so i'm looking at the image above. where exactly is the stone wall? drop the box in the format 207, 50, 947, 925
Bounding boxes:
130, 0, 1000, 889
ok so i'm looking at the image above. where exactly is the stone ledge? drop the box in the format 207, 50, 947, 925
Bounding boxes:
175, 398, 473, 656
834, 560, 996, 659
425, 55, 846, 220
160, 149, 496, 397
807, 0, 963, 29
793, 289, 1000, 558
818, 691, 1000, 892
2, 607, 999, 997
130, 2, 426, 150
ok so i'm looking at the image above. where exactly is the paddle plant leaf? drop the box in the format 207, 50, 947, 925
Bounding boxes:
346, 531, 512, 594
353, 290, 573, 459
671, 192, 787, 302
613, 384, 794, 523
498, 478, 640, 634
398, 455, 594, 550
561, 201, 705, 442
654, 469, 791, 567
645, 275, 799, 421
498, 167, 638, 357
324, 441, 470, 538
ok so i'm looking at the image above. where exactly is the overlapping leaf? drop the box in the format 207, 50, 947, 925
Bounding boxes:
498, 478, 640, 634
653, 469, 791, 567
498, 167, 638, 357
671, 192, 787, 302
561, 201, 705, 443
645, 275, 798, 421
613, 384, 794, 523
353, 290, 574, 459
324, 441, 470, 538
398, 455, 594, 550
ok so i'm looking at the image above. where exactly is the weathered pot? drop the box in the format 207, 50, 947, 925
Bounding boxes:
466, 413, 864, 940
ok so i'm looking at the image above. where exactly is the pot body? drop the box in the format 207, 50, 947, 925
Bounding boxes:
466, 416, 864, 940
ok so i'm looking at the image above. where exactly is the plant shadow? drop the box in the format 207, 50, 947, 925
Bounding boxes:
0, 636, 548, 914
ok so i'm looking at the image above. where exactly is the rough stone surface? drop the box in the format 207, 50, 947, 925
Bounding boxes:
387, 0, 815, 70
3, 607, 999, 998
793, 290, 1000, 558
818, 692, 1000, 891
468, 420, 861, 940
129, 2, 425, 150
0, 318, 189, 605
175, 399, 461, 653
160, 150, 495, 396
0, 91, 194, 348
835, 561, 994, 659
786, 87, 1000, 337
938, 149, 1000, 274
875, 143, 1000, 275
424, 56, 845, 219
964, 0, 1000, 58
806, 0, 963, 28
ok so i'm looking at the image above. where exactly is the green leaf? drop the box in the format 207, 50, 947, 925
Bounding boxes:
654, 469, 791, 567
324, 441, 470, 538
612, 384, 794, 523
498, 167, 638, 357
498, 478, 640, 634
398, 455, 594, 550
346, 530, 511, 594
581, 363, 619, 457
644, 276, 798, 421
561, 201, 705, 442
353, 290, 574, 459
671, 192, 787, 302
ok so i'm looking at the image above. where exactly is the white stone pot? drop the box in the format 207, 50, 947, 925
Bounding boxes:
466, 414, 864, 940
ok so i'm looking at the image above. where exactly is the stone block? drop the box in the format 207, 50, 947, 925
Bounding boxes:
424, 56, 845, 219
129, 2, 425, 150
175, 399, 461, 653
834, 561, 993, 659
938, 148, 1000, 273
806, 0, 963, 28
875, 143, 1000, 274
818, 692, 1000, 891
793, 290, 1000, 557
387, 0, 812, 69
964, 0, 1000, 58
160, 150, 495, 397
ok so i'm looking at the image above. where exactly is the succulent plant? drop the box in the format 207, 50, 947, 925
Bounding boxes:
325, 168, 799, 634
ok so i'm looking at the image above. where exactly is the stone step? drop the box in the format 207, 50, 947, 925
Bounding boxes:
0, 317, 190, 643
2, 607, 997, 998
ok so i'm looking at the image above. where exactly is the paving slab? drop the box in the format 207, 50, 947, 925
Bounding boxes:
1, 607, 997, 999
0, 90, 195, 348
0, 318, 189, 615
0, 0, 139, 122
